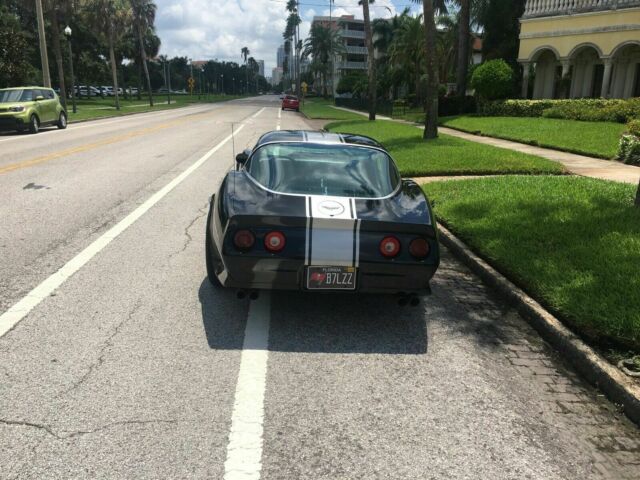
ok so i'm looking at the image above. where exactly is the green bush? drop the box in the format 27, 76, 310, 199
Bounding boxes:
477, 99, 556, 117
627, 119, 640, 137
470, 60, 514, 101
477, 98, 640, 123
617, 134, 640, 165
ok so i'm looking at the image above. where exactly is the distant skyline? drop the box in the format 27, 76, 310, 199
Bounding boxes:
154, 0, 422, 72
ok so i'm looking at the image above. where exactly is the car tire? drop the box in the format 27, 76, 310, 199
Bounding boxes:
281, 107, 285, 111
28, 115, 39, 134
57, 112, 67, 130
205, 199, 223, 288
296, 108, 299, 112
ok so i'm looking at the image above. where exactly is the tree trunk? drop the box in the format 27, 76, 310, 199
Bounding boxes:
49, 9, 67, 110
137, 61, 143, 101
35, 0, 51, 87
422, 0, 439, 139
635, 178, 640, 207
362, 0, 376, 121
456, 0, 471, 96
138, 28, 153, 106
108, 34, 120, 110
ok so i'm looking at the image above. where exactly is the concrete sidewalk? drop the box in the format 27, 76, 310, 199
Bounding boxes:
331, 106, 640, 185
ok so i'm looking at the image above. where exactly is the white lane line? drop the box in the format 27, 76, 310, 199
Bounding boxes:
277, 108, 281, 119
276, 107, 281, 130
224, 293, 271, 480
0, 109, 266, 338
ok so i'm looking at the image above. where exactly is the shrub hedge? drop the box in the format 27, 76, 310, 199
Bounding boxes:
627, 119, 640, 137
470, 60, 514, 101
477, 98, 640, 123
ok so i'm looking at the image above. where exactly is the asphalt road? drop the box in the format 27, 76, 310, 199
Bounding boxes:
0, 96, 638, 479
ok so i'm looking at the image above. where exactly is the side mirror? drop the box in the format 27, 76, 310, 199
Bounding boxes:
35, 95, 45, 101
235, 149, 251, 166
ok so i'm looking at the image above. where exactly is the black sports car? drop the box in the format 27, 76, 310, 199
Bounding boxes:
205, 130, 439, 297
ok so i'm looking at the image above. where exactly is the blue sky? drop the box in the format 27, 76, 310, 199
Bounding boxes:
154, 0, 423, 75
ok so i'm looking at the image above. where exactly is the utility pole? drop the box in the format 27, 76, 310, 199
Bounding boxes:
35, 0, 51, 87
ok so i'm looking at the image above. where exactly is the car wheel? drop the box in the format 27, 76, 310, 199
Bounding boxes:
205, 200, 223, 288
296, 108, 299, 112
57, 112, 67, 130
28, 115, 39, 134
281, 107, 285, 111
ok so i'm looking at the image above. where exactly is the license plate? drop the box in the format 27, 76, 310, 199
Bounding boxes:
306, 266, 357, 290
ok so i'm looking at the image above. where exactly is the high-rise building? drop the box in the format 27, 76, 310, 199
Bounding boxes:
257, 60, 265, 77
277, 45, 285, 69
310, 15, 369, 96
271, 67, 283, 86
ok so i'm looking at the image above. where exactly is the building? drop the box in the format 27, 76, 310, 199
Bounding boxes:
311, 15, 369, 96
271, 67, 283, 86
257, 60, 265, 77
518, 0, 640, 99
277, 45, 285, 69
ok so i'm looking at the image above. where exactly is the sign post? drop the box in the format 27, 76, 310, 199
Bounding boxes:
188, 76, 195, 96
301, 81, 308, 106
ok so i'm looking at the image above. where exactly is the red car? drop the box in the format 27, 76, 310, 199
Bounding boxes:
281, 95, 300, 112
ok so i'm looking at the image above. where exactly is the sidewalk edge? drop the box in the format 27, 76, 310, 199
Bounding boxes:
437, 223, 640, 425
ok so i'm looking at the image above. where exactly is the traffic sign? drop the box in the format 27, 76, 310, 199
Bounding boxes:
301, 81, 308, 94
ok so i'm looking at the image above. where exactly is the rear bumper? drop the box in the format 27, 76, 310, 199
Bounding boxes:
218, 256, 437, 294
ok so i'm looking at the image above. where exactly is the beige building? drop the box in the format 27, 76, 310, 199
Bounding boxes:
518, 0, 640, 99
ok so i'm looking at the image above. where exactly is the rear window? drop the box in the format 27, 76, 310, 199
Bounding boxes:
246, 142, 399, 198
285, 95, 297, 100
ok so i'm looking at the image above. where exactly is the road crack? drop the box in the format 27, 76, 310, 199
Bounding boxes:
58, 301, 142, 396
0, 418, 178, 440
169, 202, 209, 260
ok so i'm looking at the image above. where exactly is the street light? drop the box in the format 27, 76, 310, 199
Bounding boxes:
63, 26, 76, 114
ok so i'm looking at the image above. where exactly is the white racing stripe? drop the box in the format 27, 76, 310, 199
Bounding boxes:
223, 293, 271, 480
0, 108, 266, 338
305, 195, 360, 267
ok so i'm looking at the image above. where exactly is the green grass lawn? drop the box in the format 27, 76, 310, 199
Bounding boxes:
440, 115, 626, 159
325, 119, 566, 176
424, 176, 640, 350
67, 94, 244, 123
300, 98, 364, 121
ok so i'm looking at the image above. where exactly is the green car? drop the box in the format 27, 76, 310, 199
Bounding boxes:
0, 87, 67, 134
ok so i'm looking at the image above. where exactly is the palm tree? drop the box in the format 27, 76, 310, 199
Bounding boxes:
130, 0, 156, 107
359, 0, 376, 120
241, 46, 249, 93
303, 23, 344, 98
44, 1, 73, 110
389, 14, 424, 105
84, 0, 131, 110
412, 0, 447, 139
285, 0, 301, 97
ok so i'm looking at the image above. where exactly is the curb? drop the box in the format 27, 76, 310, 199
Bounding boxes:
437, 223, 640, 425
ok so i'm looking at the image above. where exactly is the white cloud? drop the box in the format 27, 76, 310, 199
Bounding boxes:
154, 0, 409, 73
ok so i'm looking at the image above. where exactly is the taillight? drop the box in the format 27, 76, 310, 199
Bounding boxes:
233, 229, 255, 251
264, 231, 286, 252
379, 236, 401, 258
409, 238, 430, 259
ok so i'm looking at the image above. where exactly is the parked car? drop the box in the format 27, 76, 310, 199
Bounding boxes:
100, 86, 114, 96
75, 85, 100, 97
282, 95, 300, 111
0, 87, 67, 134
205, 130, 440, 296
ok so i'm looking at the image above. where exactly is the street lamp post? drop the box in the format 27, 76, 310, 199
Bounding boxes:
63, 26, 77, 114
220, 74, 224, 95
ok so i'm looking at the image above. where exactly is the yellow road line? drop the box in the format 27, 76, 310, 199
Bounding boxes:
0, 110, 215, 176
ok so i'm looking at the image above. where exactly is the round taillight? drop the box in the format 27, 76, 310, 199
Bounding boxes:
409, 238, 430, 259
264, 231, 286, 252
379, 236, 401, 258
233, 229, 255, 250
